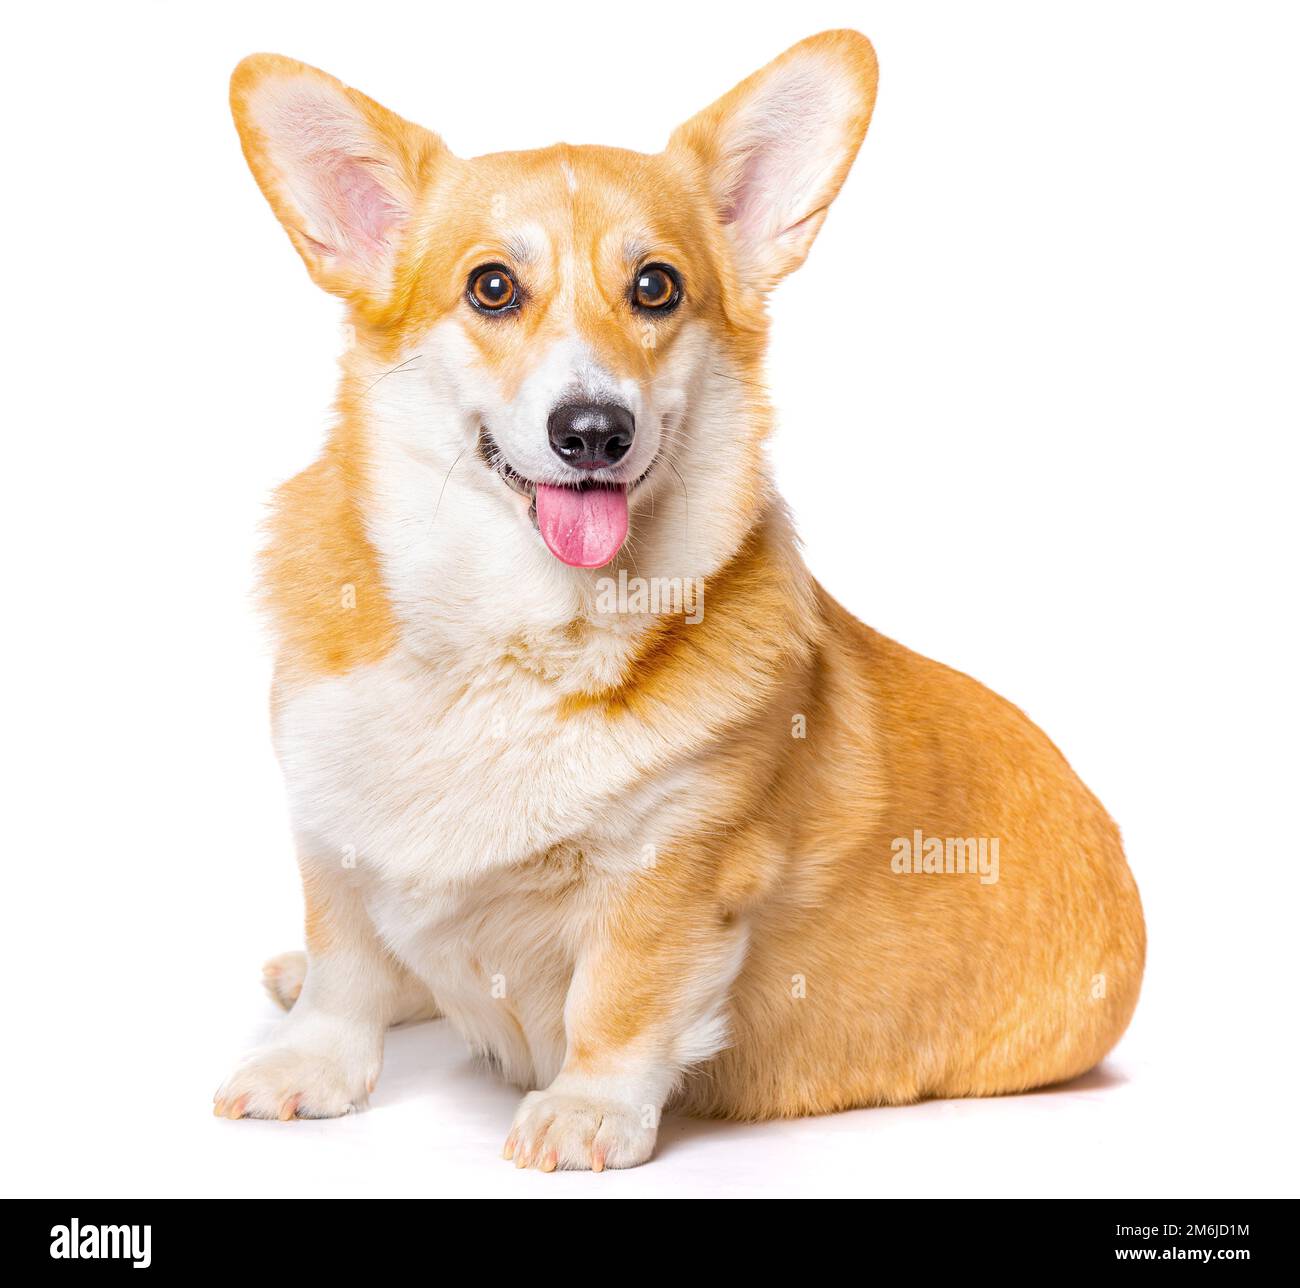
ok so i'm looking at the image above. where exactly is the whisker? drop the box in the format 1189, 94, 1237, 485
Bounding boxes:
666, 458, 690, 547
709, 367, 766, 391
361, 354, 424, 396
430, 446, 469, 530
623, 539, 642, 581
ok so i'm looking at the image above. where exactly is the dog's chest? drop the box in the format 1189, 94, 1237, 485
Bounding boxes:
272, 647, 702, 1080
275, 649, 639, 876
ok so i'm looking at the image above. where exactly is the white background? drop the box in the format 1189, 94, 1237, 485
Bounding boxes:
2, 0, 1296, 1198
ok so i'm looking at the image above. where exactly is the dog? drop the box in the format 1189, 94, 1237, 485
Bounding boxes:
215, 30, 1145, 1171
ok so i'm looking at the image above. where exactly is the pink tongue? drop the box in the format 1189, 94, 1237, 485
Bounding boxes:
535, 483, 629, 568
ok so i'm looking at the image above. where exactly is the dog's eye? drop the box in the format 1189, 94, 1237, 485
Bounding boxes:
468, 265, 519, 312
632, 264, 681, 312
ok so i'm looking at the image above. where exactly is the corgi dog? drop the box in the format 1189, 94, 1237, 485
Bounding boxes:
215, 30, 1145, 1171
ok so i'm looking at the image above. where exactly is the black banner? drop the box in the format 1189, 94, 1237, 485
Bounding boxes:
2, 1199, 1285, 1272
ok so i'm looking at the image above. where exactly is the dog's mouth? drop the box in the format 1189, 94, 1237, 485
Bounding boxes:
478, 428, 652, 569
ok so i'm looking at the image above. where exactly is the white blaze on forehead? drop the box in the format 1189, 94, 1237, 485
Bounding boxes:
561, 161, 579, 193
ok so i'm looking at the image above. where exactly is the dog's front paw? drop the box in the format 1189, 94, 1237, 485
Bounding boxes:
213, 1043, 376, 1121
503, 1090, 658, 1172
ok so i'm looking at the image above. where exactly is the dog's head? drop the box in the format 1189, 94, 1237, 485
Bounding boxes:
232, 33, 876, 619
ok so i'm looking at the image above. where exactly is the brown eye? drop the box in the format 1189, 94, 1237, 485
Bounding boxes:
632, 264, 680, 312
468, 265, 519, 312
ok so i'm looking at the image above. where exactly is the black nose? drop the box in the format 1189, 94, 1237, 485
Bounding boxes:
547, 402, 635, 469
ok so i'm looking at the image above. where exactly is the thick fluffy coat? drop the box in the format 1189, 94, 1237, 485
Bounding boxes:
215, 31, 1144, 1170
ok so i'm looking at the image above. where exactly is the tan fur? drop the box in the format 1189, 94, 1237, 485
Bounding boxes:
544, 539, 1144, 1118
221, 31, 1144, 1158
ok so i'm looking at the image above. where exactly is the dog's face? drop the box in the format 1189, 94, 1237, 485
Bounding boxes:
396, 143, 730, 569
232, 33, 876, 588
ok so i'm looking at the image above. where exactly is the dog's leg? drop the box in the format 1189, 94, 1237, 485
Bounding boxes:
261, 949, 438, 1024
214, 861, 424, 1119
504, 863, 747, 1171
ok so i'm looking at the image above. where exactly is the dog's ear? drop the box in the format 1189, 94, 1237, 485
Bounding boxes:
230, 54, 446, 303
668, 30, 877, 291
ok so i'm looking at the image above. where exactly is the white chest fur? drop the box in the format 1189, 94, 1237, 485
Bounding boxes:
273, 648, 713, 1085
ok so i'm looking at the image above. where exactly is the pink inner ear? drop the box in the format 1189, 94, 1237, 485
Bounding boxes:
716, 59, 840, 250
265, 83, 408, 271
321, 153, 405, 265
722, 146, 782, 243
